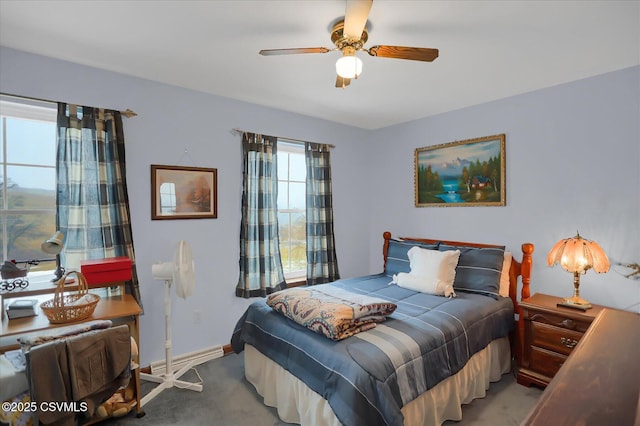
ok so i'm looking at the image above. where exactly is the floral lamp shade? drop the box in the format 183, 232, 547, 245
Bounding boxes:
547, 232, 610, 310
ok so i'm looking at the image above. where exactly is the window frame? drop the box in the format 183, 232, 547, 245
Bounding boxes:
0, 96, 57, 273
277, 140, 306, 282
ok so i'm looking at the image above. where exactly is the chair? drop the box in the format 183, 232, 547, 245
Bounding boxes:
23, 323, 132, 425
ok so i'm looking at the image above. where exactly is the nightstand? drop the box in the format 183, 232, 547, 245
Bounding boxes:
516, 293, 607, 387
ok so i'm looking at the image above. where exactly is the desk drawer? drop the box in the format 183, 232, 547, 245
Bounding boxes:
530, 346, 567, 378
531, 321, 583, 356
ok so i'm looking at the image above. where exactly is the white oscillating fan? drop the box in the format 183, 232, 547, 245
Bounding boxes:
140, 241, 202, 407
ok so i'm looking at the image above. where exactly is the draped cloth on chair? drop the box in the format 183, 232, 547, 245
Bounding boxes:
236, 133, 286, 298
56, 103, 142, 307
305, 142, 339, 285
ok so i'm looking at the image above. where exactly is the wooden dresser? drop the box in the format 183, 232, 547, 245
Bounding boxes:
521, 307, 640, 425
517, 293, 607, 387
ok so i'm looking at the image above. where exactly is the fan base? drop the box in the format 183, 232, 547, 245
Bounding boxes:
140, 364, 203, 407
331, 19, 368, 49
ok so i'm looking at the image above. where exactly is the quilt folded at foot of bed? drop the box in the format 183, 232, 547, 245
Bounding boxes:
266, 284, 397, 341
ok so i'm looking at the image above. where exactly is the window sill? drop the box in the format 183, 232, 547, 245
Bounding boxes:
285, 277, 307, 288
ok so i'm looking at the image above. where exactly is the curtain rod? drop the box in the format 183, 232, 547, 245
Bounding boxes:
1, 92, 138, 118
232, 128, 335, 148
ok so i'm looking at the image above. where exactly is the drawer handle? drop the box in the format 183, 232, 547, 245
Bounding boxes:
560, 337, 578, 348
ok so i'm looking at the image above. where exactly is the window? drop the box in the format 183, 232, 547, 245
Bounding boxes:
0, 97, 57, 273
277, 141, 306, 280
159, 182, 177, 214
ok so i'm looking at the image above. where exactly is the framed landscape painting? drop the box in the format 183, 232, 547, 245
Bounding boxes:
151, 165, 217, 219
414, 134, 505, 207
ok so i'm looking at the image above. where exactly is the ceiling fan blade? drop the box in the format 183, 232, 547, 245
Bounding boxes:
343, 0, 373, 40
367, 45, 439, 62
259, 47, 331, 56
335, 76, 351, 88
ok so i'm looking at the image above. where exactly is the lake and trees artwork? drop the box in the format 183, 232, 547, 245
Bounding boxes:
414, 134, 506, 207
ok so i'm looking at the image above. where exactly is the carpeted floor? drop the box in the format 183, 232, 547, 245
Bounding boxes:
104, 353, 542, 426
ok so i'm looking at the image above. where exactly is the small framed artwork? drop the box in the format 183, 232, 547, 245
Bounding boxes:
415, 134, 506, 207
151, 165, 217, 219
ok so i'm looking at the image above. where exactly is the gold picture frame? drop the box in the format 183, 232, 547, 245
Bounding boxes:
415, 134, 506, 207
151, 164, 217, 219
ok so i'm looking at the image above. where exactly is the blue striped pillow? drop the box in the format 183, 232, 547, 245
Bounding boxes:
439, 244, 505, 299
385, 239, 439, 277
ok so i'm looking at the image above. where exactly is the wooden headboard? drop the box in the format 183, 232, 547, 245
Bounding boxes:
382, 231, 534, 361
381, 231, 534, 311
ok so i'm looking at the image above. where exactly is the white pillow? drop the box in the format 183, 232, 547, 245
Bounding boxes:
393, 246, 460, 297
499, 251, 512, 297
394, 272, 456, 297
408, 246, 460, 283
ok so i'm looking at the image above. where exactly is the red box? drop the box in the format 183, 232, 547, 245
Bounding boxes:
80, 256, 132, 286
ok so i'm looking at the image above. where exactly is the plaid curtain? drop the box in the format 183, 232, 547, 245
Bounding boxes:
236, 133, 286, 298
305, 142, 339, 285
56, 103, 142, 307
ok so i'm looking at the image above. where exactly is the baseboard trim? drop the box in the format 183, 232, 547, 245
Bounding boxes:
140, 344, 233, 371
149, 345, 224, 375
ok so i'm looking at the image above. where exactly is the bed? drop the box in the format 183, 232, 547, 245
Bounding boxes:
231, 231, 533, 426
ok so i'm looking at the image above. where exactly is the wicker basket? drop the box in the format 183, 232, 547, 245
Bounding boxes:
41, 271, 100, 324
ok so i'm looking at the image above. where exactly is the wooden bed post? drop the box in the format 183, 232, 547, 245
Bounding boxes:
515, 242, 534, 366
520, 243, 534, 301
382, 231, 392, 271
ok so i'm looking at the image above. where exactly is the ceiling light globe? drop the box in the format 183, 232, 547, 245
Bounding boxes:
336, 56, 363, 79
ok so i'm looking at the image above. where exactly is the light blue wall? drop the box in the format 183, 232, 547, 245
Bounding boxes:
367, 66, 640, 312
0, 47, 373, 365
2, 46, 638, 365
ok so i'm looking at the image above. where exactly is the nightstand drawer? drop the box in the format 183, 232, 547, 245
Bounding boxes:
530, 346, 567, 378
528, 311, 591, 333
531, 321, 583, 356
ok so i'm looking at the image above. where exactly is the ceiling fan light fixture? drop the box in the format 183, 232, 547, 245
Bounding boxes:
259, 2, 440, 87
336, 52, 362, 79
336, 55, 362, 79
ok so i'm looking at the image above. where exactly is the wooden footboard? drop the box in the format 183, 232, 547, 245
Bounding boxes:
382, 231, 534, 362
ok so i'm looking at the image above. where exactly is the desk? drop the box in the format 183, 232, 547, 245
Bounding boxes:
0, 284, 144, 422
521, 308, 640, 425
1, 274, 125, 319
1, 293, 140, 350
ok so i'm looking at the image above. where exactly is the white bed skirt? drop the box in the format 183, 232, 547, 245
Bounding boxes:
244, 336, 511, 426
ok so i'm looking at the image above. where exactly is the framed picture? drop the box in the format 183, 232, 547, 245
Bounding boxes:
151, 165, 217, 219
415, 134, 505, 207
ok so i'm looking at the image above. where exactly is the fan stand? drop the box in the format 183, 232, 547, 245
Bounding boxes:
140, 278, 203, 407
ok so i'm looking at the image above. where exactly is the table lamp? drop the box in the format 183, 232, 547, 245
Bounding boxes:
547, 232, 610, 310
41, 231, 65, 281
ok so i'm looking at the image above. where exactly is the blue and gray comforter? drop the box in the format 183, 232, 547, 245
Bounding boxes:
231, 274, 514, 426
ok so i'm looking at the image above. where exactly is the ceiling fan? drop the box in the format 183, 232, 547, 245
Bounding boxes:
259, 0, 439, 88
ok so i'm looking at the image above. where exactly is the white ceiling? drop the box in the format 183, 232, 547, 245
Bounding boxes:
1, 1, 638, 130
